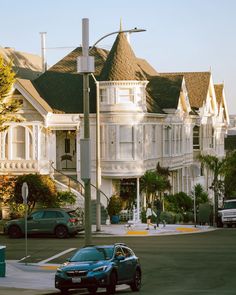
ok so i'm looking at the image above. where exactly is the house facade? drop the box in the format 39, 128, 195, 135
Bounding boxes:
0, 32, 229, 212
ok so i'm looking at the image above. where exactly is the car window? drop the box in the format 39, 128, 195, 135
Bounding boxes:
70, 247, 113, 262
224, 201, 236, 209
115, 246, 124, 258
30, 211, 44, 220
43, 211, 59, 219
122, 247, 133, 258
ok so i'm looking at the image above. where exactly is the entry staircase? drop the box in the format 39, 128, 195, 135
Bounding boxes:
51, 164, 108, 225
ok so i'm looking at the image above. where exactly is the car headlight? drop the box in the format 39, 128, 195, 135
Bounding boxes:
92, 265, 108, 272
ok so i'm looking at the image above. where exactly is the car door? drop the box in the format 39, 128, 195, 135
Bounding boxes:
27, 211, 44, 233
121, 246, 136, 280
114, 246, 128, 282
39, 211, 60, 233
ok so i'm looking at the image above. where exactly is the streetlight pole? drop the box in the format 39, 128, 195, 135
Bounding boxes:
78, 18, 146, 243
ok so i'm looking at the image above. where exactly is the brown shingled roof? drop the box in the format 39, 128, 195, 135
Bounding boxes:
0, 47, 42, 80
147, 75, 183, 110
99, 32, 146, 81
161, 72, 211, 108
49, 47, 109, 76
214, 84, 224, 106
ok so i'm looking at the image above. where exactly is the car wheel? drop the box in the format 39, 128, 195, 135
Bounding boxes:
8, 225, 22, 238
88, 286, 98, 294
59, 287, 68, 294
106, 271, 117, 294
130, 268, 142, 292
55, 225, 68, 238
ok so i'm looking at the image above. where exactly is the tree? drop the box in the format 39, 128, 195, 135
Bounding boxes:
0, 55, 22, 131
224, 151, 236, 199
140, 169, 171, 206
198, 154, 226, 225
192, 183, 209, 208
13, 174, 57, 212
0, 175, 17, 204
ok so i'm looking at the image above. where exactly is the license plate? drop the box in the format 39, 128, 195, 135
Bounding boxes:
72, 277, 82, 283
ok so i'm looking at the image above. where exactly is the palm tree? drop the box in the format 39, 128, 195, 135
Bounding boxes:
198, 154, 226, 226
140, 166, 171, 209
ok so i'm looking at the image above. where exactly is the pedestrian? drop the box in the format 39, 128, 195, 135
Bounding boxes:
154, 198, 162, 227
146, 203, 157, 230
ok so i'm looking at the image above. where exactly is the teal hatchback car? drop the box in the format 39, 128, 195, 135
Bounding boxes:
55, 243, 142, 294
4, 208, 84, 238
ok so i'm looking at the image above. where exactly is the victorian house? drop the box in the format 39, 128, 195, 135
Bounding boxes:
0, 31, 229, 216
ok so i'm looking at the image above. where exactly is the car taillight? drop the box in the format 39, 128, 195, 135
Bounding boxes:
69, 218, 77, 223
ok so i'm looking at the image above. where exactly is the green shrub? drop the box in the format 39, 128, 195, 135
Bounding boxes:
160, 211, 175, 224
175, 212, 184, 223
107, 195, 122, 217
183, 211, 194, 223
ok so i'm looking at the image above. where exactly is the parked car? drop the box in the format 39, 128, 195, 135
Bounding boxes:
55, 243, 142, 294
218, 199, 236, 227
4, 208, 84, 238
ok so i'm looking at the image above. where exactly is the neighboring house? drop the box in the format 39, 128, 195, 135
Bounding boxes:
0, 46, 42, 80
0, 32, 229, 210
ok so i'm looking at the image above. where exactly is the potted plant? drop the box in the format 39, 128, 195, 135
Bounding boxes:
107, 195, 122, 224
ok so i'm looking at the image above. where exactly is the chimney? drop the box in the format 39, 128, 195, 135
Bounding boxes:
40, 32, 47, 72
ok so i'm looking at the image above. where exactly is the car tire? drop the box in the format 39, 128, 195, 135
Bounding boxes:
88, 286, 98, 294
130, 268, 142, 292
59, 287, 68, 294
55, 225, 68, 238
106, 271, 117, 294
8, 225, 22, 238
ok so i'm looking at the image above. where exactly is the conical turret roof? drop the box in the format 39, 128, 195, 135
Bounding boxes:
99, 32, 146, 81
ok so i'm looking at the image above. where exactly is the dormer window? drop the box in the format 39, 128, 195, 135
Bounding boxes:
118, 88, 134, 103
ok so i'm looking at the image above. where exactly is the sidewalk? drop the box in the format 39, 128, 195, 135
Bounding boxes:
91, 222, 213, 237
0, 223, 215, 292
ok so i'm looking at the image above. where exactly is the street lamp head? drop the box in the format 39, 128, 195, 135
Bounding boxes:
129, 28, 146, 33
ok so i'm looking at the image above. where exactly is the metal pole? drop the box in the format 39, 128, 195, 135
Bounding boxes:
25, 204, 28, 263
95, 78, 101, 232
137, 178, 140, 223
82, 18, 92, 245
193, 179, 197, 227
83, 73, 92, 245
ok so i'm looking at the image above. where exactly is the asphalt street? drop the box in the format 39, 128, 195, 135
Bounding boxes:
1, 228, 236, 294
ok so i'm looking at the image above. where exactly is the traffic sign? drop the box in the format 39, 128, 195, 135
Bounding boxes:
22, 182, 28, 204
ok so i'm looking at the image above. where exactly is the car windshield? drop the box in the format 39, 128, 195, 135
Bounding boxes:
224, 201, 236, 209
70, 247, 114, 262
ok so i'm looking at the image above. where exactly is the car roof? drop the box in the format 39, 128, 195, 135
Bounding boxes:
83, 243, 128, 249
33, 208, 75, 212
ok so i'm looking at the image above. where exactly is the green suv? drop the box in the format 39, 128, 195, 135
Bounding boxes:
4, 208, 84, 238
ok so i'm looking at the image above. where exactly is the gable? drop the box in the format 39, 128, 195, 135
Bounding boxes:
14, 78, 53, 117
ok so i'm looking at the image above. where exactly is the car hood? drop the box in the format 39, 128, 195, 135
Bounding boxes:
60, 260, 111, 271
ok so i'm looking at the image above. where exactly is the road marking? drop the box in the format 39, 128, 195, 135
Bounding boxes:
40, 265, 59, 270
176, 227, 199, 232
126, 230, 148, 235
38, 248, 76, 265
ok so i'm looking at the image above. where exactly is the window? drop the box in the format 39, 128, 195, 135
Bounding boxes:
12, 126, 25, 159
120, 126, 134, 159
100, 88, 107, 103
65, 138, 70, 153
151, 125, 156, 157
30, 211, 44, 220
118, 88, 134, 103
164, 126, 171, 155
43, 211, 60, 219
193, 126, 200, 150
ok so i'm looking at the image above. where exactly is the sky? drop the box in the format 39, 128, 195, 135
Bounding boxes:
1, 0, 236, 113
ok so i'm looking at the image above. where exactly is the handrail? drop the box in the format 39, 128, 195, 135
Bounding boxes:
50, 162, 109, 206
